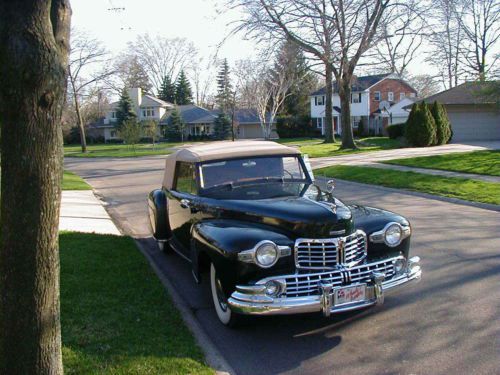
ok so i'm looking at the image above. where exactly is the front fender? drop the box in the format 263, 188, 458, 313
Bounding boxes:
349, 205, 411, 260
191, 219, 294, 294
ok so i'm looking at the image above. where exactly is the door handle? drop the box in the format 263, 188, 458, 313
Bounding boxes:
180, 199, 191, 209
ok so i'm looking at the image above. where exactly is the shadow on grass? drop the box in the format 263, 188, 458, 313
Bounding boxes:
60, 232, 212, 374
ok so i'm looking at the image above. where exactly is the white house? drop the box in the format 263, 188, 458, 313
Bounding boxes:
101, 88, 173, 140
310, 73, 417, 135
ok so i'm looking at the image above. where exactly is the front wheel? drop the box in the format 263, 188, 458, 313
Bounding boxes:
210, 263, 241, 327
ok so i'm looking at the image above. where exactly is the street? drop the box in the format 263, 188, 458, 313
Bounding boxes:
65, 155, 500, 375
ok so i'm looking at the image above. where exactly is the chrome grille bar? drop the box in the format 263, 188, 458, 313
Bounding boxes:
294, 230, 367, 269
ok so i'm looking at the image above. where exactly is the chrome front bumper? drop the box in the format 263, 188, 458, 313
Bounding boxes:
228, 256, 421, 316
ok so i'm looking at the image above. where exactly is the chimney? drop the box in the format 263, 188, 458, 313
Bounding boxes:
128, 88, 142, 110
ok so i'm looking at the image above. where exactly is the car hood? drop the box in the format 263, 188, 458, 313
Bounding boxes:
197, 195, 353, 238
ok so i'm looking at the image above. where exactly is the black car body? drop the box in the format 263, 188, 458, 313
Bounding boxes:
148, 141, 421, 326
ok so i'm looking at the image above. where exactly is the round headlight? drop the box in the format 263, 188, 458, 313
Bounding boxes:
264, 280, 281, 296
385, 223, 402, 247
394, 258, 406, 275
255, 241, 278, 268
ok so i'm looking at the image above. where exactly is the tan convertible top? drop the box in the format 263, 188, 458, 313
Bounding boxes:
162, 140, 300, 189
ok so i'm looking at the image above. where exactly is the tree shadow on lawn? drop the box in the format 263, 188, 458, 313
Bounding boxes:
59, 232, 212, 374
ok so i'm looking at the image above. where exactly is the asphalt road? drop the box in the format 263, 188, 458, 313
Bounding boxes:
65, 155, 500, 375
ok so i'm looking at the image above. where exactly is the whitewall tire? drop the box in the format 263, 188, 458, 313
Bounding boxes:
210, 263, 240, 327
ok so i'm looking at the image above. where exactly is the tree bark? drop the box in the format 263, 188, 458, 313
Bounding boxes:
0, 1, 71, 374
339, 78, 357, 149
70, 80, 88, 153
323, 64, 335, 143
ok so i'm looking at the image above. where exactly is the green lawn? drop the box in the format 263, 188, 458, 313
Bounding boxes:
278, 137, 402, 158
316, 165, 500, 205
383, 150, 500, 177
62, 171, 92, 190
60, 232, 212, 374
64, 142, 182, 158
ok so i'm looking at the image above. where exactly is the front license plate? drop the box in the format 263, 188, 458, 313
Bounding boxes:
334, 285, 366, 306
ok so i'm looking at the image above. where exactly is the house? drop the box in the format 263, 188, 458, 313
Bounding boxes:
93, 87, 278, 141
416, 82, 500, 142
93, 88, 174, 140
310, 73, 417, 135
379, 97, 417, 126
161, 105, 278, 139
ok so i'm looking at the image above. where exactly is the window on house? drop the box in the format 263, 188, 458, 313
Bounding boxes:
315, 96, 325, 106
409, 92, 416, 98
111, 111, 116, 118
174, 162, 197, 194
374, 91, 381, 101
352, 116, 361, 128
142, 107, 155, 117
351, 93, 362, 103
111, 131, 116, 138
316, 118, 323, 129
400, 92, 405, 100
388, 92, 394, 101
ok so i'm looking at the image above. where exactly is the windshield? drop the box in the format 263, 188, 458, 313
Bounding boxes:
199, 156, 308, 191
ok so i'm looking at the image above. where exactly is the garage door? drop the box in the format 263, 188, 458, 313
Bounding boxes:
447, 108, 500, 141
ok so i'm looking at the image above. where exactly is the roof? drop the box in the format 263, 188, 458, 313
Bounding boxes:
161, 105, 277, 125
162, 141, 300, 188
418, 81, 499, 105
161, 104, 216, 125
311, 73, 393, 95
141, 95, 172, 107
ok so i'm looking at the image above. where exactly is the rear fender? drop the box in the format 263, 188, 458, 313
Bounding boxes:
147, 189, 171, 241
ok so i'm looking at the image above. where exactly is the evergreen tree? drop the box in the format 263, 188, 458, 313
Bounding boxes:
430, 101, 452, 145
166, 107, 185, 141
158, 75, 176, 103
405, 102, 437, 147
216, 59, 233, 113
213, 113, 231, 140
175, 70, 193, 105
115, 89, 137, 131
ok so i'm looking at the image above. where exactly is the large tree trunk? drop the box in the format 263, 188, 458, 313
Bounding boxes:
339, 78, 357, 149
323, 64, 335, 143
0, 1, 71, 374
70, 79, 88, 153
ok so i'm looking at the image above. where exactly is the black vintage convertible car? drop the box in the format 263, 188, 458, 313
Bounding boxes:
148, 141, 421, 326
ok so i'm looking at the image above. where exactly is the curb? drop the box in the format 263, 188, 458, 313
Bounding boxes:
134, 239, 236, 375
317, 176, 500, 213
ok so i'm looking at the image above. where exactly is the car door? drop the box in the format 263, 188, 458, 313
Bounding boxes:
168, 161, 199, 256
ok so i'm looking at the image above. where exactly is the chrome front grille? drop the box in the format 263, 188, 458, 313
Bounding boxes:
284, 258, 396, 298
295, 231, 367, 269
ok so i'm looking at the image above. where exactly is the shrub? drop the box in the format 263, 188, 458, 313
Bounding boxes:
276, 115, 314, 138
387, 123, 405, 139
430, 101, 452, 145
357, 117, 365, 136
405, 102, 437, 147
118, 119, 141, 147
213, 113, 231, 140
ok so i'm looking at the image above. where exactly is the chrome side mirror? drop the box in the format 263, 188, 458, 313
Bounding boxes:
327, 180, 335, 192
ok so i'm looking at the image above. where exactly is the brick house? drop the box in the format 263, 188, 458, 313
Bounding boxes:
310, 73, 417, 135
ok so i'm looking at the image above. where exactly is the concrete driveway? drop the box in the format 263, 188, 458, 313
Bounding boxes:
65, 155, 500, 375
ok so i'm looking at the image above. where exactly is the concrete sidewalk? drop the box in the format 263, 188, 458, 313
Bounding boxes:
59, 190, 121, 235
